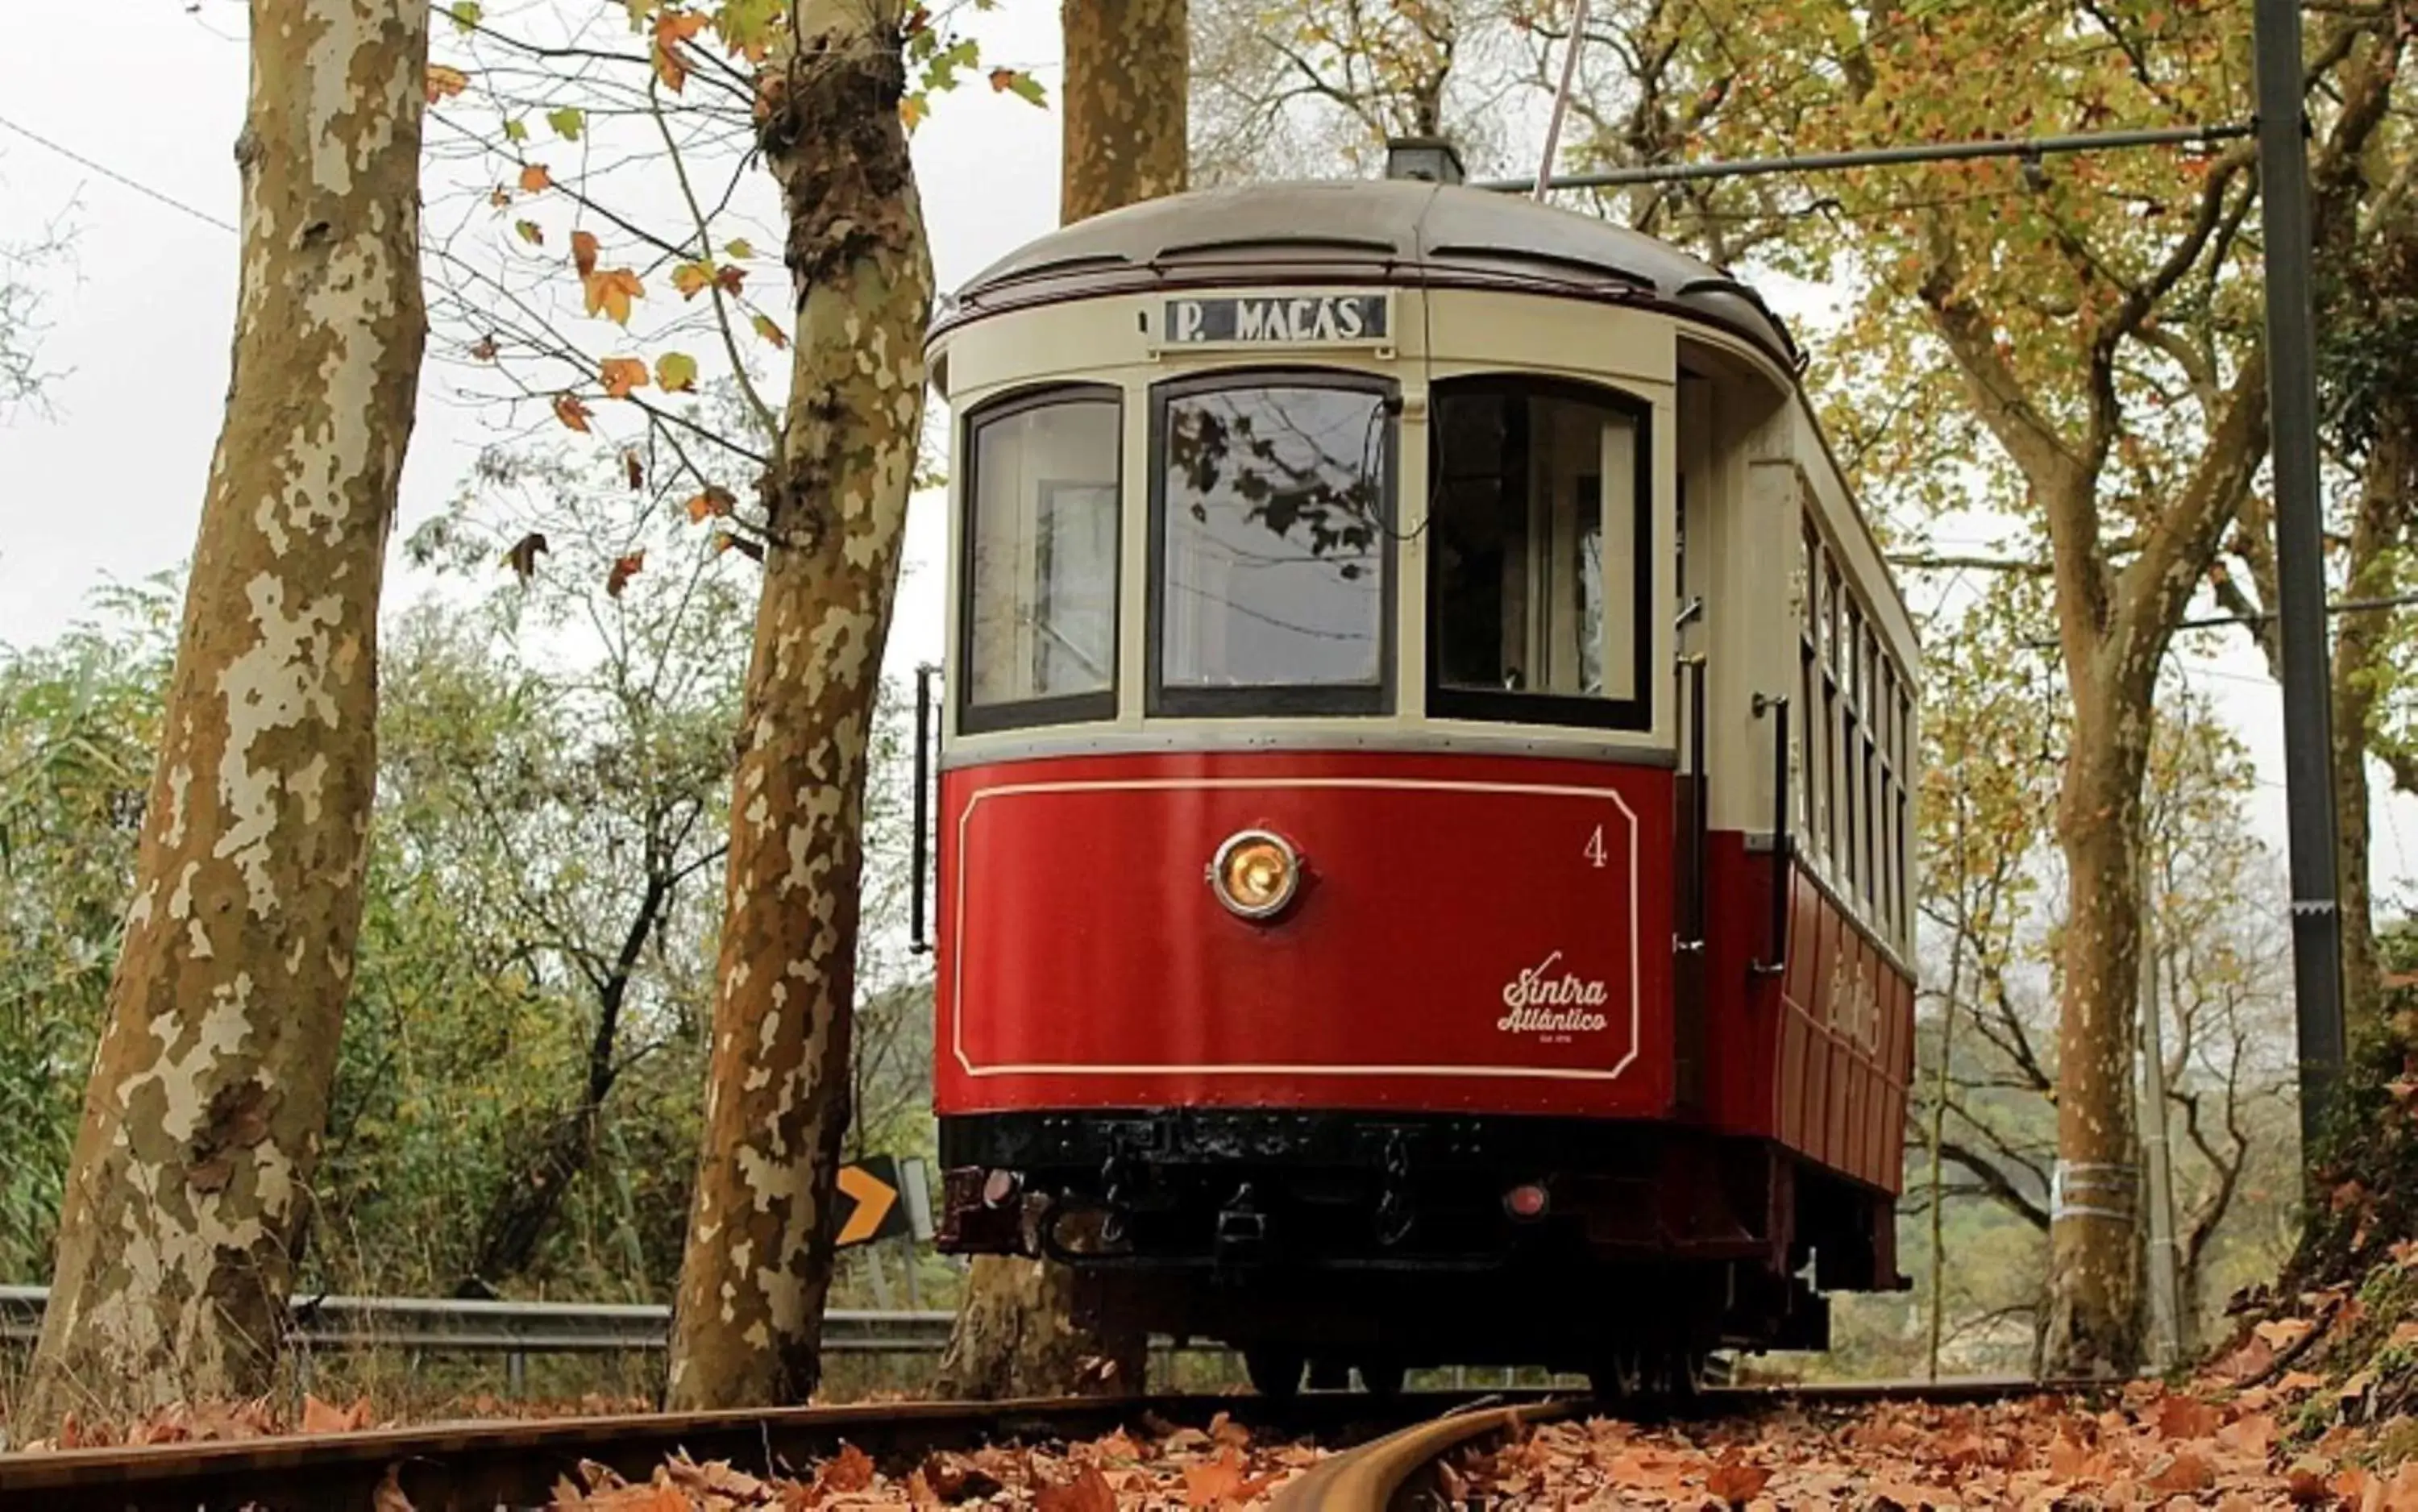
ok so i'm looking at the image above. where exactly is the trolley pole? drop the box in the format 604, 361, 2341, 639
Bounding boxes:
2252, 0, 2347, 1160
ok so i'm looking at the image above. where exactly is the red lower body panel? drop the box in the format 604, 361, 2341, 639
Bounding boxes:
1694, 835, 1914, 1195
935, 749, 1675, 1119
1774, 861, 1915, 1192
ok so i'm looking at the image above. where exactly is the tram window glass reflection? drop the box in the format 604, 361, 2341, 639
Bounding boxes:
1430, 380, 1647, 729
962, 392, 1120, 728
1153, 378, 1392, 712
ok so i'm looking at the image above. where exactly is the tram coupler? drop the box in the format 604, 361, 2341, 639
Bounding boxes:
937, 1165, 1025, 1252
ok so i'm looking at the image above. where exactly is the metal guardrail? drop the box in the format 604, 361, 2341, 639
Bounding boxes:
0, 1285, 954, 1356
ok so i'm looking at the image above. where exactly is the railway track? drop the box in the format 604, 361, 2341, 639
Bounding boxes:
1277, 1376, 2128, 1511
0, 1389, 1541, 1511
0, 1377, 2115, 1510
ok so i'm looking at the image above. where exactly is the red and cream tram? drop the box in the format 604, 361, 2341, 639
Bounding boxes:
917, 143, 1919, 1394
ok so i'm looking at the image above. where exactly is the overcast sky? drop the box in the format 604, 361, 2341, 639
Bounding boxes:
0, 0, 1073, 676
0, 0, 2408, 916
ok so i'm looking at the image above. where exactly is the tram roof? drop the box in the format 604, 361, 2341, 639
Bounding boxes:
933, 179, 1801, 369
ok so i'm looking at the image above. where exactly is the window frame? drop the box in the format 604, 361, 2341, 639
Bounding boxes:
1423, 373, 1657, 732
956, 383, 1126, 736
1145, 367, 1400, 719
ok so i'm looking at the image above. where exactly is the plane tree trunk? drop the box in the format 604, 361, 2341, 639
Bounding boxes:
933, 0, 1185, 1402
2333, 416, 2412, 1036
663, 0, 933, 1410
22, 0, 427, 1426
2216, 39, 2416, 1042
1912, 15, 2396, 1372
934, 1253, 1135, 1398
2223, 438, 2405, 1043
2042, 638, 2160, 1375
1059, 0, 1189, 222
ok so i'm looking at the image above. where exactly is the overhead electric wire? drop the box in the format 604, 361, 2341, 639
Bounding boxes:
1478, 121, 2252, 194
0, 110, 237, 235
2174, 589, 2418, 634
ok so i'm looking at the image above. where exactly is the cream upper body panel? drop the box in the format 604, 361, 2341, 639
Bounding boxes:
932, 283, 1681, 762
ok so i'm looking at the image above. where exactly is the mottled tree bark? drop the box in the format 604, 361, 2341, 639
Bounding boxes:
2225, 416, 2408, 1045
934, 1255, 1138, 1398
23, 0, 426, 1425
1909, 250, 2270, 1370
934, 0, 1187, 1402
2328, 417, 2408, 1038
2025, 363, 2270, 1377
663, 0, 933, 1410
2220, 61, 2414, 1044
1060, 0, 1189, 223
2041, 663, 2154, 1377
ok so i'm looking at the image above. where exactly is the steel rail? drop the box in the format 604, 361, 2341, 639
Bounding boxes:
1272, 1398, 1573, 1512
1273, 1375, 2126, 1512
0, 1390, 1541, 1512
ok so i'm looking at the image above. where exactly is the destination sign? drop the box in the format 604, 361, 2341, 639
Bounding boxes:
1163, 293, 1390, 347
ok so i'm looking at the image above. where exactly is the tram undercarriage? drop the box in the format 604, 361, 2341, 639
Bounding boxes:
940, 1109, 1889, 1391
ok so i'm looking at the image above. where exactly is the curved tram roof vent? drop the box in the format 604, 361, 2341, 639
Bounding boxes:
1383, 135, 1465, 185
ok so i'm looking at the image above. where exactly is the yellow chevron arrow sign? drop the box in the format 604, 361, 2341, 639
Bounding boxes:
835, 1158, 903, 1247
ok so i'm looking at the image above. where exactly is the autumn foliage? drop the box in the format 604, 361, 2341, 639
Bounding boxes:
2288, 953, 2418, 1297
2198, 941, 2418, 1453
88, 1383, 2418, 1510
1435, 1387, 2418, 1510
40, 1372, 2418, 1508
538, 1412, 1309, 1511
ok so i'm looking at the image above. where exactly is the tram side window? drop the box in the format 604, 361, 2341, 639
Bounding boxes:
1840, 691, 1859, 898
1880, 661, 1899, 937
1429, 380, 1649, 729
1153, 378, 1393, 712
963, 393, 1122, 729
1897, 686, 1914, 946
1797, 518, 1823, 857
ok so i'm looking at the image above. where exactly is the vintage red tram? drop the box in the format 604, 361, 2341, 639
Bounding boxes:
917, 144, 1920, 1394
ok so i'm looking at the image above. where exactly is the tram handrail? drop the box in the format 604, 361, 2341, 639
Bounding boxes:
1750, 692, 1791, 976
910, 661, 937, 955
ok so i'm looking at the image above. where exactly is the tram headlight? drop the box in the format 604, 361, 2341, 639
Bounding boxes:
1209, 829, 1301, 920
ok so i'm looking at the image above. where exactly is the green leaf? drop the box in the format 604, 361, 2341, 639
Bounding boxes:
920, 36, 981, 94
713, 0, 784, 55
723, 237, 755, 260
546, 106, 585, 142
448, 0, 483, 31
655, 351, 700, 393
988, 67, 1047, 107
502, 117, 530, 143
514, 219, 544, 246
